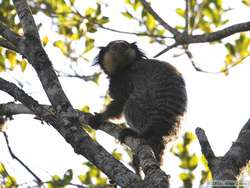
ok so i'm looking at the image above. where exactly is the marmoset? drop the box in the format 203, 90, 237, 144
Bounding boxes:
89, 40, 187, 166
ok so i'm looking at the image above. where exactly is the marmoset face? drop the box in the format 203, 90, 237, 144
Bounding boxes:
102, 40, 136, 75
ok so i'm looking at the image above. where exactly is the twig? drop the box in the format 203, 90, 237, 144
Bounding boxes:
98, 25, 171, 39
3, 132, 43, 185
69, 0, 171, 40
138, 0, 180, 36
153, 43, 179, 58
184, 48, 216, 74
55, 69, 100, 82
184, 0, 189, 35
185, 48, 250, 74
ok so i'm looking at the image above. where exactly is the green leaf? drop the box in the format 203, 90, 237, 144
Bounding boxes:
57, 4, 71, 14
225, 43, 236, 56
62, 169, 73, 185
179, 172, 194, 181
175, 25, 185, 30
0, 163, 6, 176
220, 65, 229, 76
112, 150, 122, 161
92, 72, 101, 85
214, 0, 222, 9
179, 159, 188, 169
176, 8, 185, 18
145, 13, 156, 31
85, 7, 96, 17
184, 132, 196, 145
78, 174, 88, 184
6, 50, 16, 70
80, 105, 90, 113
199, 20, 212, 32
97, 16, 109, 24
203, 6, 214, 20
96, 177, 107, 185
242, 0, 250, 6
84, 38, 94, 53
200, 170, 208, 185
189, 154, 198, 170
17, 59, 27, 72
53, 40, 68, 55
42, 36, 49, 46
124, 0, 132, 5
5, 176, 17, 188
69, 0, 75, 5
122, 11, 133, 19
0, 53, 5, 72
52, 175, 61, 182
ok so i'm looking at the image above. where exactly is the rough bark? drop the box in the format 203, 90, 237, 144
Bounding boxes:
196, 122, 250, 188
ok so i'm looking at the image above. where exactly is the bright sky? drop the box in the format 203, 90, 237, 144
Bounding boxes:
0, 1, 250, 187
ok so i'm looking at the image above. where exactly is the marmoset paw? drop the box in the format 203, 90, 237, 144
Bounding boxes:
118, 128, 142, 143
88, 113, 103, 129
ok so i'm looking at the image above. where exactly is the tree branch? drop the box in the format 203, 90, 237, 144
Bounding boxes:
10, 0, 73, 113
195, 128, 215, 163
196, 119, 250, 182
154, 21, 250, 57
0, 22, 22, 45
0, 38, 19, 52
0, 102, 170, 187
12, 0, 40, 39
187, 21, 250, 43
0, 78, 142, 187
1, 1, 147, 186
0, 103, 50, 116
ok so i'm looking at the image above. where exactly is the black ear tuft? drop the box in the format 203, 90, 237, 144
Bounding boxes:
130, 42, 137, 46
98, 46, 106, 50
92, 46, 107, 66
130, 42, 147, 60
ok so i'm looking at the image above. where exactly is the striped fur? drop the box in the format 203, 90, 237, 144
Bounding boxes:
93, 40, 187, 165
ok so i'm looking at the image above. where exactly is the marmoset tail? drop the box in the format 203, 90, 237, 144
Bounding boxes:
89, 40, 187, 166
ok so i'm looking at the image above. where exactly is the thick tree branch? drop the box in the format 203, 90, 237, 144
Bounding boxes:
0, 38, 19, 52
0, 102, 170, 187
0, 103, 47, 116
196, 119, 250, 184
0, 77, 141, 187
10, 1, 72, 113
1, 1, 147, 186
0, 22, 22, 45
138, 1, 250, 57
186, 21, 250, 43
154, 21, 250, 57
138, 0, 180, 36
12, 0, 40, 39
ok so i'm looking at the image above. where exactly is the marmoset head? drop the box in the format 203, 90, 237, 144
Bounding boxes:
94, 40, 146, 76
